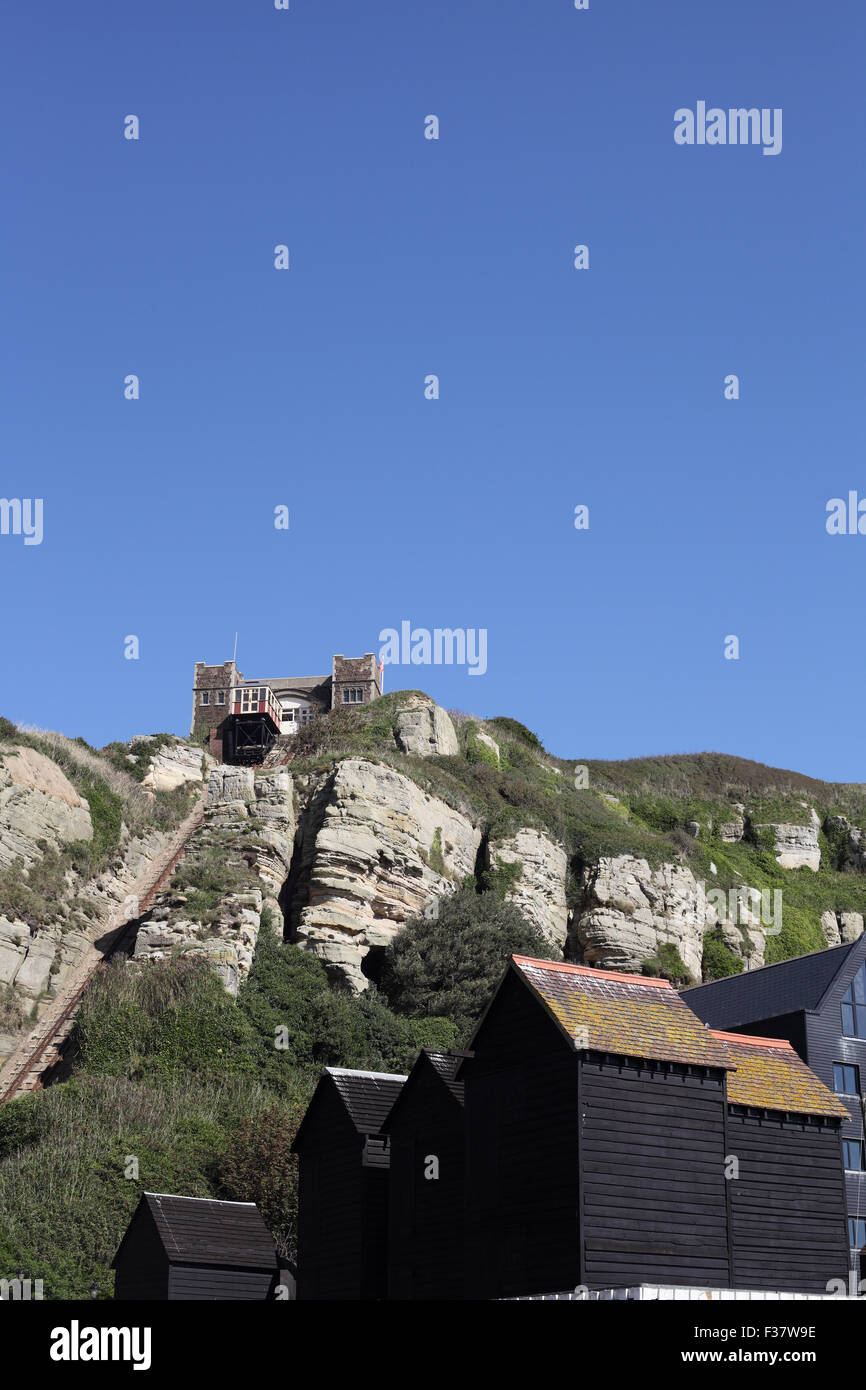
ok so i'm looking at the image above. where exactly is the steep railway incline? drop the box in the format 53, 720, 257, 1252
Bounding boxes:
0, 797, 206, 1104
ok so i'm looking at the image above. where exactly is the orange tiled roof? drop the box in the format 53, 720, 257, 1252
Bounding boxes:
511, 956, 733, 1069
711, 1030, 850, 1119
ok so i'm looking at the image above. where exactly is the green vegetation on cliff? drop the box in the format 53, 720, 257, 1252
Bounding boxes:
0, 891, 533, 1298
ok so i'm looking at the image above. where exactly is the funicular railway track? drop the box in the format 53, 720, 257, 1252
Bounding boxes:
0, 799, 206, 1105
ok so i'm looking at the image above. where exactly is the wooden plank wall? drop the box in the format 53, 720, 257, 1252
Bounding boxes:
167, 1266, 276, 1300
463, 972, 582, 1299
581, 1059, 731, 1289
727, 1110, 849, 1293
387, 1069, 465, 1300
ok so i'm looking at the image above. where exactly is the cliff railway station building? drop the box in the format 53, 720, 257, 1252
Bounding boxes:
191, 652, 382, 765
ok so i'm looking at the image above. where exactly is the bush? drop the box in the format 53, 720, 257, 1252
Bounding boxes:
640, 943, 691, 986
237, 924, 457, 1083
379, 885, 555, 1040
69, 957, 259, 1083
215, 1102, 302, 1260
701, 928, 744, 982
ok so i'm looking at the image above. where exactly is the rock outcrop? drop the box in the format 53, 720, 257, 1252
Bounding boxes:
756, 808, 821, 872
487, 827, 568, 950
294, 758, 480, 990
821, 910, 864, 947
0, 748, 93, 868
570, 854, 768, 982
132, 767, 295, 994
140, 740, 207, 792
394, 697, 459, 758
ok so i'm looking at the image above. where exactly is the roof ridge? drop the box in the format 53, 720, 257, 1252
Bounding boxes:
511, 955, 673, 989
710, 1029, 796, 1052
145, 1192, 256, 1205
325, 1067, 408, 1081
681, 940, 854, 992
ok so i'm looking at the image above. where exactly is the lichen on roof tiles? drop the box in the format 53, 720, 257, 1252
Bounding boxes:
511, 955, 733, 1069
711, 1031, 850, 1119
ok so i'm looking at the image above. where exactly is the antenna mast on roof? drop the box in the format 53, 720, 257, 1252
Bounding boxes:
232, 632, 238, 666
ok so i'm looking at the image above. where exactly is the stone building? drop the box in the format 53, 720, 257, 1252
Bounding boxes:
191, 652, 382, 764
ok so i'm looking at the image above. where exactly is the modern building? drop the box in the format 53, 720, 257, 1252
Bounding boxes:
191, 652, 383, 763
682, 935, 866, 1279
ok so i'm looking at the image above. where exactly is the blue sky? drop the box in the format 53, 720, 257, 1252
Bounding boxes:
1, 0, 864, 779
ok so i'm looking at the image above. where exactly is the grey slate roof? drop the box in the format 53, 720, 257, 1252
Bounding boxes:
680, 941, 857, 1029
422, 1049, 468, 1105
325, 1067, 407, 1134
382, 1050, 469, 1132
113, 1193, 278, 1270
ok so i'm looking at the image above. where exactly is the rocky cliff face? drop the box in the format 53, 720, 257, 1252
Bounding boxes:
0, 748, 93, 867
571, 855, 766, 979
757, 808, 822, 871
8, 703, 866, 1018
487, 827, 568, 951
132, 766, 295, 994
292, 758, 481, 990
0, 732, 208, 1060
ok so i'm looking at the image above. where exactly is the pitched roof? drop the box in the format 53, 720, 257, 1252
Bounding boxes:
510, 957, 733, 1069
680, 941, 859, 1029
423, 1049, 468, 1103
381, 1050, 468, 1132
113, 1193, 278, 1270
322, 1067, 407, 1134
712, 1030, 850, 1119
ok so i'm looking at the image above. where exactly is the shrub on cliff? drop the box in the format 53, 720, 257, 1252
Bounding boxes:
379, 885, 555, 1040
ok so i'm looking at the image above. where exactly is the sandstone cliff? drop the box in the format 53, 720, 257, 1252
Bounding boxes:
6, 702, 866, 1018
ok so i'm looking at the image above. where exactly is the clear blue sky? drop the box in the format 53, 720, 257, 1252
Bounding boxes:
2, 0, 864, 779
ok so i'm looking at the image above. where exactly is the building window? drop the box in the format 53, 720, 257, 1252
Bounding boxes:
850, 1217, 866, 1250
281, 708, 295, 723
342, 688, 364, 704
216, 690, 225, 705
841, 964, 866, 1038
833, 1063, 860, 1095
200, 691, 209, 706
843, 1139, 865, 1171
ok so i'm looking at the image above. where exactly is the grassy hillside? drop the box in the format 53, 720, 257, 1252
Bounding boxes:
0, 722, 198, 943
0, 893, 549, 1298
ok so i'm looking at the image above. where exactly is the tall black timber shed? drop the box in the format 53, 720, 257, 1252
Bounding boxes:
461, 957, 733, 1298
710, 1028, 849, 1293
682, 936, 866, 1274
459, 955, 850, 1300
112, 1193, 280, 1300
292, 1066, 406, 1300
383, 1048, 470, 1300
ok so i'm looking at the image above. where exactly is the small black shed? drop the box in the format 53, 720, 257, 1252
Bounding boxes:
112, 1192, 280, 1300
292, 1066, 406, 1300
383, 1048, 471, 1300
